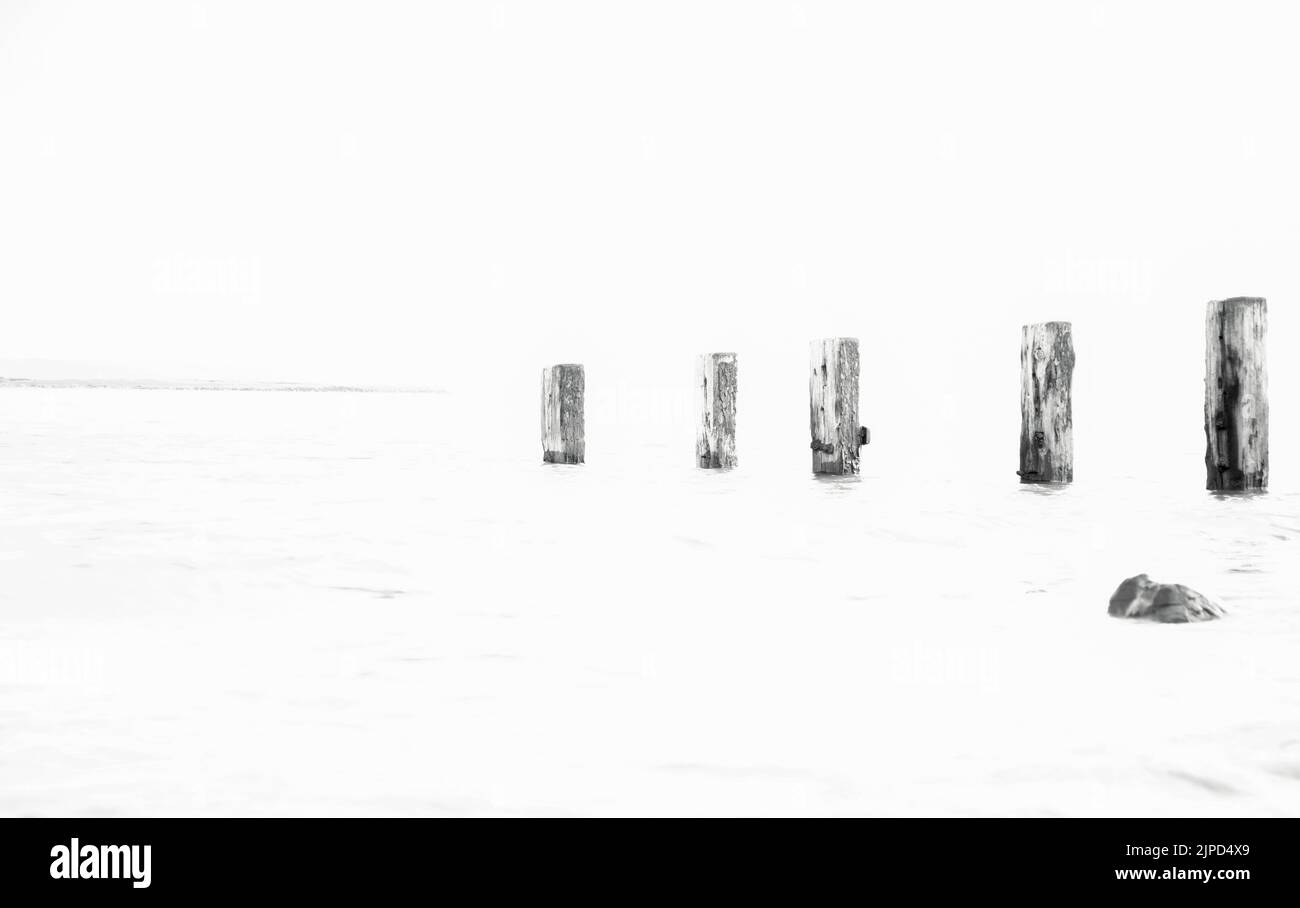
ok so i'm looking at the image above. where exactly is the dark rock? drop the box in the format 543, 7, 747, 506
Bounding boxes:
1108, 574, 1226, 623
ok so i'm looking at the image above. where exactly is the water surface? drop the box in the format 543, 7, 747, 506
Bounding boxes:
1, 389, 1297, 816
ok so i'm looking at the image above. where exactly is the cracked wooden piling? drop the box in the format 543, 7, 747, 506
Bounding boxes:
541, 364, 584, 464
696, 352, 737, 468
809, 338, 861, 475
1018, 322, 1074, 483
1205, 297, 1267, 490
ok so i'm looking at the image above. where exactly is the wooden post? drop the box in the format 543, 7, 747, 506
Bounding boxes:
809, 338, 861, 475
696, 353, 737, 468
1018, 321, 1074, 483
541, 364, 584, 464
1205, 297, 1268, 490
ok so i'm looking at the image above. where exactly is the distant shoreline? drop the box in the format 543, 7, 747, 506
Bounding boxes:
0, 377, 443, 393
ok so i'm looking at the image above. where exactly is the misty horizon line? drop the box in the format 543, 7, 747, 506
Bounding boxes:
0, 376, 442, 394
0, 356, 442, 393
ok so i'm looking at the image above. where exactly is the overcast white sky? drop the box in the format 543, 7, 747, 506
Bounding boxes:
1, 1, 1295, 476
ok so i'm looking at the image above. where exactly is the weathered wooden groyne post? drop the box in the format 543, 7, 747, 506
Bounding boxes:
809, 338, 865, 474
541, 363, 584, 464
1018, 321, 1074, 483
696, 352, 737, 468
1205, 297, 1268, 490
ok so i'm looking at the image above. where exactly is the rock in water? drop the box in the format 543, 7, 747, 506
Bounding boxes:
1108, 574, 1226, 623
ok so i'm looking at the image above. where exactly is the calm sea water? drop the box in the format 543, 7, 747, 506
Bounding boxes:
2, 388, 1298, 816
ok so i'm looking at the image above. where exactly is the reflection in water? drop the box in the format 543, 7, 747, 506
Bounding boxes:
1017, 482, 1072, 497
